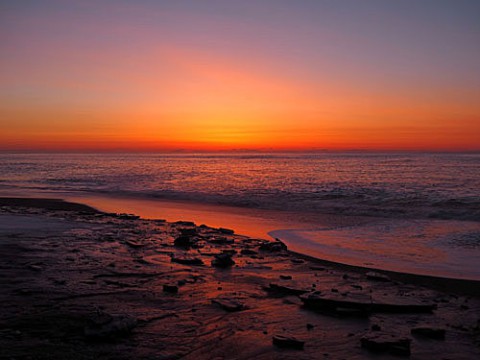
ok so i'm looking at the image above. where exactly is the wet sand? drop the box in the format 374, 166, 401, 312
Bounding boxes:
1, 197, 479, 359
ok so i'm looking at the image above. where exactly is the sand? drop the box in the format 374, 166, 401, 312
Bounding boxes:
1, 197, 479, 359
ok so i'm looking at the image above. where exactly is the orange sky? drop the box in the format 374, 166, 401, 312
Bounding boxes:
1, 1, 479, 151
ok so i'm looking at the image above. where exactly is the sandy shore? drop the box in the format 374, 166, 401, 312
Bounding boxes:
1, 198, 479, 359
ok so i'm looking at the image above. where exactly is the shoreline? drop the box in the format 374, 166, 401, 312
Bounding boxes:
2, 196, 480, 294
1, 196, 480, 359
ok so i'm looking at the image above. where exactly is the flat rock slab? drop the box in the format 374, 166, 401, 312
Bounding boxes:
272, 335, 305, 350
171, 256, 204, 266
212, 298, 246, 312
366, 271, 391, 282
411, 326, 446, 340
268, 282, 310, 296
361, 332, 411, 356
84, 314, 137, 340
301, 293, 436, 314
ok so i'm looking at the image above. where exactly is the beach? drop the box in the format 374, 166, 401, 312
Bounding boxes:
1, 197, 479, 359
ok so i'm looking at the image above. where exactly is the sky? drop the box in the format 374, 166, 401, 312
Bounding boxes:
1, 0, 479, 151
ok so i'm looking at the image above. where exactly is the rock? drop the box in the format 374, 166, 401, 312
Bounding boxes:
174, 221, 195, 226
222, 249, 237, 255
310, 266, 326, 271
125, 240, 144, 248
171, 256, 204, 266
259, 240, 287, 252
411, 326, 446, 340
240, 249, 258, 255
371, 324, 381, 331
163, 284, 179, 293
28, 264, 42, 272
291, 258, 305, 264
179, 228, 197, 236
360, 332, 411, 356
212, 298, 245, 312
209, 237, 234, 245
268, 283, 309, 296
84, 312, 137, 340
211, 253, 235, 268
117, 213, 140, 220
300, 292, 436, 314
174, 235, 193, 248
280, 275, 292, 280
366, 271, 391, 282
218, 227, 234, 235
272, 335, 305, 350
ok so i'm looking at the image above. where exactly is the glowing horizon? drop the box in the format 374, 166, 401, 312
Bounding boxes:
1, 1, 479, 152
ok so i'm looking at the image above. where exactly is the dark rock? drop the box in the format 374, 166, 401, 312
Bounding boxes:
209, 237, 233, 244
272, 335, 305, 350
222, 249, 237, 255
179, 228, 197, 236
280, 275, 292, 280
360, 332, 411, 356
174, 221, 196, 226
259, 240, 287, 252
411, 326, 446, 340
163, 284, 179, 293
171, 256, 204, 266
268, 283, 309, 296
28, 264, 42, 271
300, 292, 436, 314
306, 323, 315, 330
117, 213, 140, 220
174, 235, 193, 248
84, 312, 137, 340
212, 298, 245, 312
366, 271, 391, 282
291, 258, 305, 264
240, 248, 258, 255
211, 253, 235, 268
125, 240, 144, 248
218, 227, 234, 235
371, 324, 381, 331
310, 266, 326, 271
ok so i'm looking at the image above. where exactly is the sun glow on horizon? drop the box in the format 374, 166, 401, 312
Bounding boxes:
1, 1, 479, 151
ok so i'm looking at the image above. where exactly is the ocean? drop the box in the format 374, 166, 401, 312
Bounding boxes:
1, 152, 479, 279
1, 152, 479, 221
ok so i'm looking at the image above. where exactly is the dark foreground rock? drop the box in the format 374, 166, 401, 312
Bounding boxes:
411, 326, 446, 340
211, 253, 235, 268
84, 313, 137, 340
163, 284, 179, 293
268, 282, 310, 296
259, 239, 287, 252
360, 332, 411, 356
272, 335, 305, 350
171, 255, 204, 265
300, 292, 436, 314
212, 298, 246, 312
